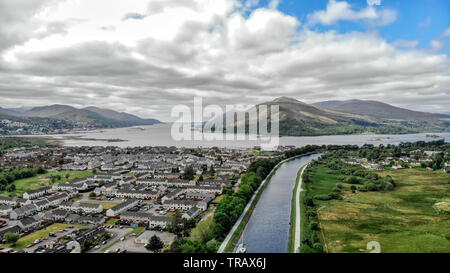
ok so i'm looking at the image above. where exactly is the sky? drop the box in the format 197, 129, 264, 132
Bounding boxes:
0, 0, 449, 121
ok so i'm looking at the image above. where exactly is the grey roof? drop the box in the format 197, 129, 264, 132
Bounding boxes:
19, 217, 40, 226
47, 193, 68, 202
25, 186, 50, 195
0, 226, 21, 238
109, 199, 138, 212
51, 209, 69, 217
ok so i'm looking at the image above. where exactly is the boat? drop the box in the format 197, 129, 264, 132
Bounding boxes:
236, 232, 247, 253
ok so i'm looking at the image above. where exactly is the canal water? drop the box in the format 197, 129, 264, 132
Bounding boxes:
240, 154, 322, 253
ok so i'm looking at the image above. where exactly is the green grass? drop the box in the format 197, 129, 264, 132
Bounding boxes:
83, 201, 118, 210
309, 165, 450, 253
105, 219, 119, 226
1, 170, 94, 197
1, 223, 86, 251
288, 165, 305, 253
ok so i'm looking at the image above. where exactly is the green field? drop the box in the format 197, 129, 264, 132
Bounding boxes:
308, 165, 450, 253
84, 201, 118, 210
1, 170, 94, 197
2, 223, 86, 251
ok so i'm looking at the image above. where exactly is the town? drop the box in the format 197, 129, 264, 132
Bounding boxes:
0, 144, 285, 253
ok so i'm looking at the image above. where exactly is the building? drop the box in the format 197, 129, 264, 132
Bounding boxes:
120, 212, 153, 223
23, 186, 51, 200
182, 206, 201, 220
10, 204, 38, 220
46, 193, 69, 207
49, 209, 69, 221
148, 216, 173, 229
0, 225, 21, 241
33, 199, 50, 211
115, 189, 160, 200
17, 217, 41, 232
0, 205, 12, 217
0, 196, 17, 206
106, 199, 139, 217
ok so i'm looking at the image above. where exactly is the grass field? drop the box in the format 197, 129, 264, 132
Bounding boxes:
83, 201, 118, 210
308, 165, 450, 253
1, 170, 94, 197
2, 223, 86, 251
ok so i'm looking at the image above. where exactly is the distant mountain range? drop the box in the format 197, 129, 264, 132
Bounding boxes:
0, 105, 161, 135
208, 97, 450, 136
1, 99, 449, 136
313, 100, 449, 121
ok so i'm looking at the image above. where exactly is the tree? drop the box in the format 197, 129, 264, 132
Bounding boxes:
89, 192, 97, 198
6, 184, 15, 192
4, 232, 19, 245
183, 166, 195, 180
65, 174, 70, 179
146, 235, 164, 252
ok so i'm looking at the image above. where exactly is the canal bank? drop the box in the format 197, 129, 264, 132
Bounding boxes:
218, 153, 321, 253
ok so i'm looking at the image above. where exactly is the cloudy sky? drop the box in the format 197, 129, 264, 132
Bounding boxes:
0, 0, 449, 121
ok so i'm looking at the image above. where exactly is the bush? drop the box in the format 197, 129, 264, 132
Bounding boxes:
309, 221, 319, 231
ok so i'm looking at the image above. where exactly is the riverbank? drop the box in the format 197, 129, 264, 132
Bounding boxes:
219, 153, 321, 253
218, 156, 290, 253
288, 164, 307, 253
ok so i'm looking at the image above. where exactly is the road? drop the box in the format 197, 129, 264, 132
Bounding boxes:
87, 227, 132, 253
294, 163, 309, 253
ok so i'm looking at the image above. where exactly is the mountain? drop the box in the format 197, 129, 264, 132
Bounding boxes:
0, 107, 21, 116
218, 97, 450, 136
313, 100, 449, 121
0, 104, 161, 135
83, 106, 160, 125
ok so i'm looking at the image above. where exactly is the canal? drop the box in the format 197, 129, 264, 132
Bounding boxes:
238, 154, 322, 253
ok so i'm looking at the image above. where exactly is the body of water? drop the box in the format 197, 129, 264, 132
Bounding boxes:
239, 154, 322, 253
44, 123, 450, 149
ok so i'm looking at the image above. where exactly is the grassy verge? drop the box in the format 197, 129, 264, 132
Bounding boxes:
288, 165, 305, 253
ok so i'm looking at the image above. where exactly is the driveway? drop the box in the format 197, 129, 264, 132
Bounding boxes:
88, 227, 132, 253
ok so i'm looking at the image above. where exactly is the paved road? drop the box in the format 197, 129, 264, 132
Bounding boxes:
294, 163, 309, 253
87, 227, 132, 253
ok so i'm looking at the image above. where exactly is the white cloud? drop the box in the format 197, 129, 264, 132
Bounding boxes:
442, 28, 450, 37
430, 40, 443, 51
307, 0, 396, 27
367, 0, 381, 6
0, 0, 448, 119
268, 0, 281, 10
393, 40, 419, 49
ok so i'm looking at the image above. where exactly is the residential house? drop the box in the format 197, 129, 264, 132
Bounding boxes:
10, 204, 38, 220
106, 199, 139, 217
23, 186, 51, 200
